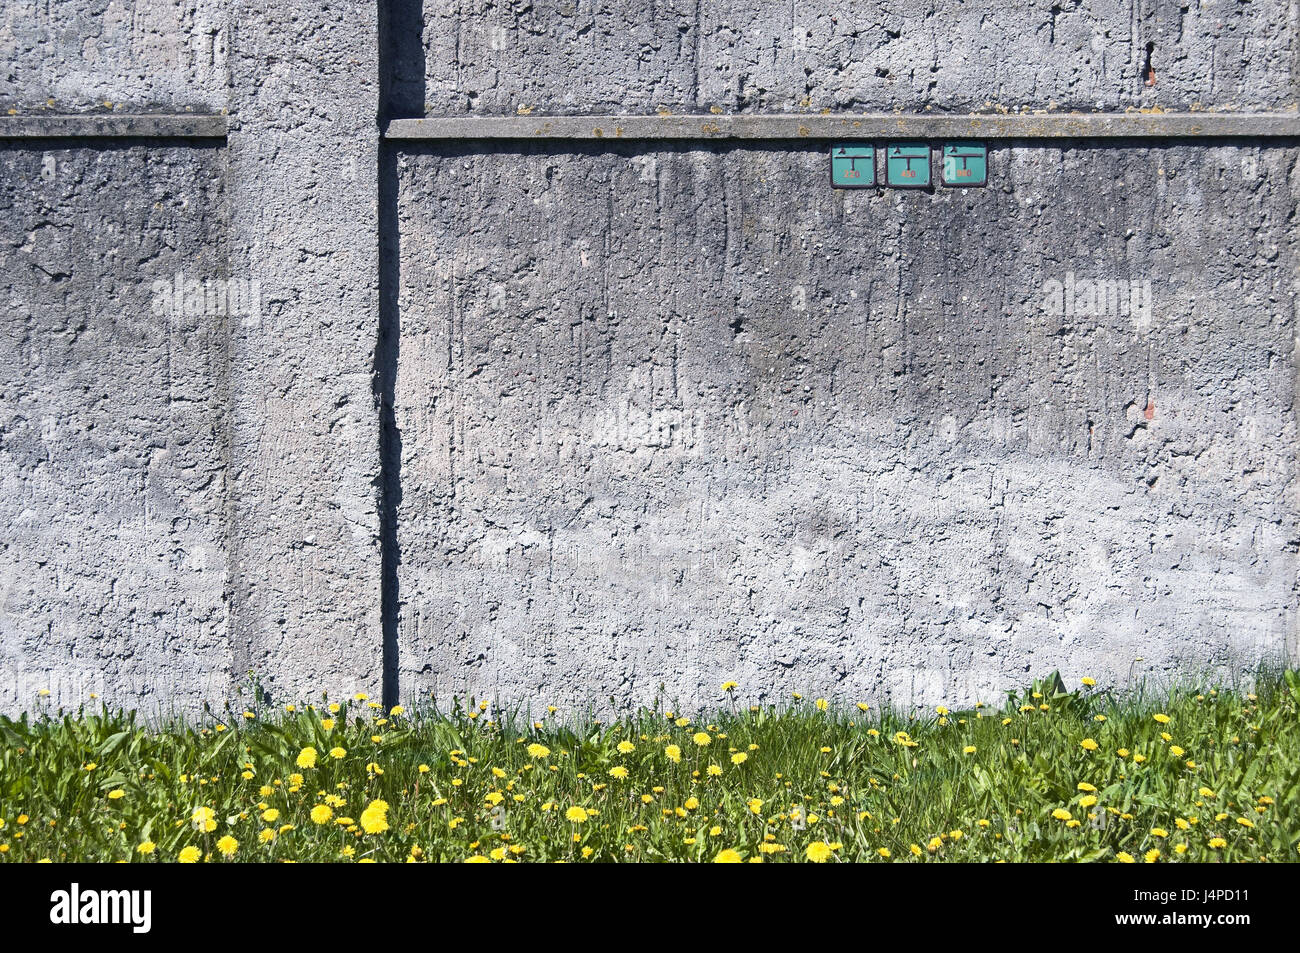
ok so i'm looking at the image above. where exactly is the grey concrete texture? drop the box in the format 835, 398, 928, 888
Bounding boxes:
391, 141, 1299, 709
384, 111, 1300, 141
0, 142, 231, 712
222, 1, 383, 706
1, 1, 1299, 716
1, 1, 227, 112
0, 1, 384, 713
417, 0, 1300, 116
0, 114, 227, 137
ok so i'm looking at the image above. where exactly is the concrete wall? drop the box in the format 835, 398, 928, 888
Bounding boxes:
222, 1, 382, 709
391, 140, 1299, 708
0, 142, 230, 711
1, 1, 227, 112
419, 0, 1299, 114
1, 1, 1297, 714
1, 1, 381, 712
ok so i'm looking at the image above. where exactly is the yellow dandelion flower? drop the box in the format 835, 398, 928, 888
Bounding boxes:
360, 800, 390, 835
310, 805, 333, 825
805, 841, 833, 862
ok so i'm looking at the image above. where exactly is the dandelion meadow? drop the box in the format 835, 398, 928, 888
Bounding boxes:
1, 672, 1296, 863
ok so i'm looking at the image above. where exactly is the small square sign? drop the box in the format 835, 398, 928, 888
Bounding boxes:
941, 141, 988, 187
830, 144, 875, 188
884, 143, 931, 188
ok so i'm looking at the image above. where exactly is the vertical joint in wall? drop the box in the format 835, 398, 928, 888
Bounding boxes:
376, 2, 427, 707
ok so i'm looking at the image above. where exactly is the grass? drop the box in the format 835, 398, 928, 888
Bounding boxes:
1, 671, 1297, 863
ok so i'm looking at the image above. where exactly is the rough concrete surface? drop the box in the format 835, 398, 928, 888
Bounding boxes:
1, 2, 1298, 714
420, 0, 1300, 116
1, 0, 227, 112
223, 1, 383, 706
391, 141, 1298, 709
0, 142, 230, 712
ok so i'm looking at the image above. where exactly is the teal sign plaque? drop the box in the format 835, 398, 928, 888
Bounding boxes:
830, 144, 875, 188
941, 141, 988, 187
885, 143, 931, 188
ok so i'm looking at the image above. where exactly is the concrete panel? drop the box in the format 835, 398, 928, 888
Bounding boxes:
222, 2, 383, 705
392, 141, 1298, 709
0, 1, 228, 112
0, 142, 230, 712
420, 0, 1300, 116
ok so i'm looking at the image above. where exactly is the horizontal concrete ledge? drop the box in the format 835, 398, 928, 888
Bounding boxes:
385, 111, 1300, 142
0, 114, 227, 139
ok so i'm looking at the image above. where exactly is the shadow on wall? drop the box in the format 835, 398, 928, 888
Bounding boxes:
377, 1, 425, 706
381, 0, 426, 123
